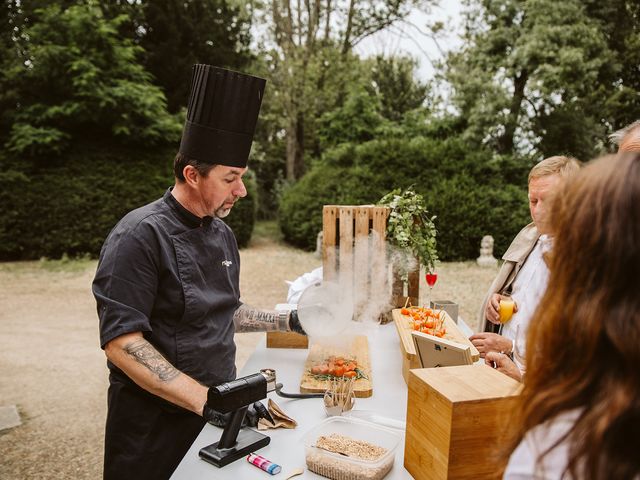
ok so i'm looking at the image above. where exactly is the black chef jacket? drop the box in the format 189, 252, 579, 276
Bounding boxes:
93, 188, 241, 479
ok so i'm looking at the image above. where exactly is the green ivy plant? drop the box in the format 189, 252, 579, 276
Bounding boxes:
378, 188, 438, 276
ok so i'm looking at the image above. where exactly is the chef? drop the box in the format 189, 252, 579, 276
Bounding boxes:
93, 65, 304, 480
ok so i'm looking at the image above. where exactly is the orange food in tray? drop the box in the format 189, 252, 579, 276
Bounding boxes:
309, 356, 366, 380
400, 306, 447, 338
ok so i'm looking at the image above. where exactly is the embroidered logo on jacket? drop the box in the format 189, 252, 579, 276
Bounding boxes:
221, 260, 233, 267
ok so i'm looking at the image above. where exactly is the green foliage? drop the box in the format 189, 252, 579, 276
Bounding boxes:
4, 3, 181, 156
221, 172, 258, 249
278, 134, 531, 260
446, 0, 614, 157
318, 84, 386, 149
278, 164, 378, 250
378, 188, 438, 273
101, 0, 254, 113
367, 55, 430, 122
0, 145, 257, 260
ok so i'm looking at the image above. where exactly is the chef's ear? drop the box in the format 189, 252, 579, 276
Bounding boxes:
182, 165, 201, 187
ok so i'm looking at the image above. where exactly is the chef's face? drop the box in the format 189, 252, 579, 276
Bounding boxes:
198, 165, 248, 218
528, 174, 560, 235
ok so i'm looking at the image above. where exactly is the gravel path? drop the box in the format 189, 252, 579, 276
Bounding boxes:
0, 225, 497, 478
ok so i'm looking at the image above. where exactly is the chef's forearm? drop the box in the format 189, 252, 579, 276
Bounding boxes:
105, 332, 207, 415
233, 304, 289, 333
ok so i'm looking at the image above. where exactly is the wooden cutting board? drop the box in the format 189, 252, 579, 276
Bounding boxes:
393, 308, 480, 362
299, 335, 372, 398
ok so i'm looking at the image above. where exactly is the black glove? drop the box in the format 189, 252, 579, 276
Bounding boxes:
203, 401, 272, 428
202, 404, 231, 427
288, 309, 306, 335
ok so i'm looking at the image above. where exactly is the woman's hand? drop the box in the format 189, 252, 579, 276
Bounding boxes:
485, 352, 522, 382
469, 332, 513, 358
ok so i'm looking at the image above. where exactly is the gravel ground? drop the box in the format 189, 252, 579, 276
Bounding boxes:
0, 223, 497, 479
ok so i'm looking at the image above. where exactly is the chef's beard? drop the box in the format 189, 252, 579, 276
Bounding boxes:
215, 207, 231, 218
214, 198, 237, 218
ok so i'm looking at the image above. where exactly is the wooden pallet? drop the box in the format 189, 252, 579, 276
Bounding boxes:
299, 336, 372, 398
392, 308, 480, 383
322, 205, 420, 322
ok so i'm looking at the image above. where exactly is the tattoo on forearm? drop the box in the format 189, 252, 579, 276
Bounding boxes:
233, 304, 286, 333
124, 340, 180, 382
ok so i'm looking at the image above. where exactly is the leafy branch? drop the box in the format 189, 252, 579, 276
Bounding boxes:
378, 187, 438, 274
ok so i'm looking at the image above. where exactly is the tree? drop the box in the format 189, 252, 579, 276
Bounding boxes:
367, 55, 429, 122
260, 0, 432, 180
100, 0, 254, 113
445, 0, 613, 159
3, 3, 180, 156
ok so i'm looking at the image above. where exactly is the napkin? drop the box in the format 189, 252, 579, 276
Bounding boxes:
257, 399, 298, 430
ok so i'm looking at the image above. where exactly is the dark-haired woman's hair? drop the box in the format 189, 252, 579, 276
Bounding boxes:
506, 152, 640, 479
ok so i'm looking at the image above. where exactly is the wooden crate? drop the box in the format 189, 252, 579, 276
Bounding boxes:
322, 205, 420, 321
405, 366, 522, 480
266, 331, 308, 349
392, 309, 480, 383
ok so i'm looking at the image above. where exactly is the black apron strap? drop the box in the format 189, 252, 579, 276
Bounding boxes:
104, 378, 205, 480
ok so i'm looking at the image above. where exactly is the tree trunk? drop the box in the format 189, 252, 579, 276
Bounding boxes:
286, 112, 305, 180
498, 69, 529, 154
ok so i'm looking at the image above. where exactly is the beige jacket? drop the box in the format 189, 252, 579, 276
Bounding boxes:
478, 223, 540, 333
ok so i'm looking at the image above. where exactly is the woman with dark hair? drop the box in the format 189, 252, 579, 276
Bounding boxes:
501, 152, 640, 479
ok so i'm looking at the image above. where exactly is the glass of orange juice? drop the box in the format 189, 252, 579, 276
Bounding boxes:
499, 295, 515, 324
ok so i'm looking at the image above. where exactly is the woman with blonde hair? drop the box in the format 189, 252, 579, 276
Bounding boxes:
503, 152, 640, 479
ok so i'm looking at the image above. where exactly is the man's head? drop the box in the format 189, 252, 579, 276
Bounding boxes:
610, 120, 640, 153
172, 65, 265, 218
173, 153, 247, 219
527, 156, 581, 235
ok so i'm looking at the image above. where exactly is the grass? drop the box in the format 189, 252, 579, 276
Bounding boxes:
252, 220, 284, 242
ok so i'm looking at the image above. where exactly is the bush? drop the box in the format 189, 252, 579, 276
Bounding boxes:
222, 172, 257, 249
278, 136, 530, 260
0, 146, 257, 260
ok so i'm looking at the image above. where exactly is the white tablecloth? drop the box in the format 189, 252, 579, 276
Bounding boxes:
171, 322, 415, 479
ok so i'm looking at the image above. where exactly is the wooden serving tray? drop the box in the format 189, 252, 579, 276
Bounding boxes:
299, 335, 372, 398
392, 308, 480, 383
266, 331, 308, 349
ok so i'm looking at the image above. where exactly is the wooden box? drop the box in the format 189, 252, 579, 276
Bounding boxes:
266, 331, 308, 349
322, 205, 420, 322
392, 309, 480, 384
405, 366, 522, 480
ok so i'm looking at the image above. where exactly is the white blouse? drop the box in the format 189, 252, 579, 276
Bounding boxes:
504, 409, 580, 479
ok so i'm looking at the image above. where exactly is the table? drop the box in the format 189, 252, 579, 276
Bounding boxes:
171, 322, 414, 479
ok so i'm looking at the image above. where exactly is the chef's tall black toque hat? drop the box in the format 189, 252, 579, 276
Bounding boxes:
178, 65, 266, 168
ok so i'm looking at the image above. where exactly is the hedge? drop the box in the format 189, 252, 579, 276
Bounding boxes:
0, 146, 257, 260
278, 137, 530, 260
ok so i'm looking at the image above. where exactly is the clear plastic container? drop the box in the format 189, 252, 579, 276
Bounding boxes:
302, 416, 402, 480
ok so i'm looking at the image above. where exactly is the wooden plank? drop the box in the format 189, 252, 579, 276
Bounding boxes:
371, 207, 389, 313
322, 206, 338, 282
392, 308, 480, 364
407, 267, 420, 304
266, 331, 308, 349
338, 206, 354, 297
353, 207, 371, 320
299, 336, 372, 398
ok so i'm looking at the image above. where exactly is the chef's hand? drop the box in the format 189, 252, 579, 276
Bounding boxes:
469, 332, 513, 358
485, 352, 522, 382
202, 404, 230, 427
245, 401, 274, 427
485, 293, 518, 325
203, 401, 272, 428
288, 310, 306, 335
